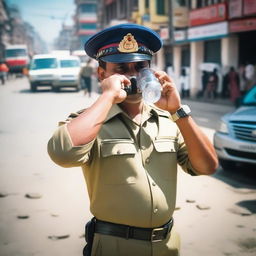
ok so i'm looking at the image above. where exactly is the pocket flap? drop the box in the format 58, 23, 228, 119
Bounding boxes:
101, 140, 137, 157
153, 139, 176, 153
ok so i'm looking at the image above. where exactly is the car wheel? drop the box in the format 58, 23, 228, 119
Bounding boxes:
52, 86, 60, 92
30, 82, 37, 92
219, 159, 236, 171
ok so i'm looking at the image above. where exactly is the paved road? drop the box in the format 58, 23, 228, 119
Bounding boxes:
0, 77, 255, 256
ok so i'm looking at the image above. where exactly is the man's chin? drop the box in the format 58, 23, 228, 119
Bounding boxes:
124, 94, 143, 104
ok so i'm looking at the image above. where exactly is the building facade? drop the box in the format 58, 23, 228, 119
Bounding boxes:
93, 0, 256, 97
172, 0, 256, 96
74, 0, 98, 50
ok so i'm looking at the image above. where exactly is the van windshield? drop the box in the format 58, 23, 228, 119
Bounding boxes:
31, 58, 58, 70
5, 49, 27, 57
60, 59, 80, 68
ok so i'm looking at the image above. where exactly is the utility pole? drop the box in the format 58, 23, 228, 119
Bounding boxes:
167, 0, 174, 66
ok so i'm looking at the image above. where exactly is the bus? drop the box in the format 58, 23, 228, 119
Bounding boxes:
5, 44, 30, 74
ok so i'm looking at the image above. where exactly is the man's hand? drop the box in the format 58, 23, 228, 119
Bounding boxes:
154, 71, 181, 114
101, 74, 130, 104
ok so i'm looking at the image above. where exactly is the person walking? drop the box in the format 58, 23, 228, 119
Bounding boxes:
0, 59, 9, 85
179, 68, 190, 98
226, 67, 240, 104
81, 59, 94, 97
47, 24, 218, 256
204, 68, 218, 100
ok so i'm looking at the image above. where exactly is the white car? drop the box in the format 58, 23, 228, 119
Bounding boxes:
52, 55, 81, 92
28, 54, 59, 92
214, 85, 256, 170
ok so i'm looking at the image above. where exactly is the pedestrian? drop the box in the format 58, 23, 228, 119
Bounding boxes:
238, 64, 246, 95
179, 68, 190, 98
204, 68, 218, 100
226, 67, 240, 104
47, 24, 218, 256
244, 62, 255, 91
80, 59, 94, 97
0, 59, 9, 85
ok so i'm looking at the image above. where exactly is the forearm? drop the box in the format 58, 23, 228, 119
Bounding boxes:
67, 92, 114, 146
175, 116, 218, 175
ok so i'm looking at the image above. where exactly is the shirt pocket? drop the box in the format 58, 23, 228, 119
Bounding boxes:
152, 138, 177, 181
100, 139, 137, 185
153, 138, 177, 153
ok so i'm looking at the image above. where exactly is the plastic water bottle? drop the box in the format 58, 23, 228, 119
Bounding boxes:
137, 68, 162, 104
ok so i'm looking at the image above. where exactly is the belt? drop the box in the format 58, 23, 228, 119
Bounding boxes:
94, 218, 173, 242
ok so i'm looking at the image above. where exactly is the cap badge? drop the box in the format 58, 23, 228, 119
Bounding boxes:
118, 33, 139, 53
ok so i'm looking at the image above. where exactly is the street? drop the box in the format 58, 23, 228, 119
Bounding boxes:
0, 77, 255, 256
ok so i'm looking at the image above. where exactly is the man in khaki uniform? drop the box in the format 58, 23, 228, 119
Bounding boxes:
48, 24, 218, 256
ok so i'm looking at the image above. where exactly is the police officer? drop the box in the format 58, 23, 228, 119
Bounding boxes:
47, 24, 218, 256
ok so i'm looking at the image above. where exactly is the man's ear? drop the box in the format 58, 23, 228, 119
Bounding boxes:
97, 66, 105, 81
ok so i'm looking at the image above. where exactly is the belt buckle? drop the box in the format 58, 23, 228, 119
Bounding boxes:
151, 227, 165, 242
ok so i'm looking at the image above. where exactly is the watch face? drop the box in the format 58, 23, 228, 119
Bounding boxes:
178, 105, 191, 118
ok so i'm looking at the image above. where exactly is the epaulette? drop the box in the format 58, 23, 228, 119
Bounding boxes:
150, 105, 170, 118
67, 108, 86, 120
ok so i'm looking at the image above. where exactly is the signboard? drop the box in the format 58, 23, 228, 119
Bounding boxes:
243, 0, 256, 15
174, 30, 187, 42
173, 7, 189, 28
229, 18, 256, 33
188, 22, 228, 41
189, 3, 227, 26
229, 0, 242, 19
160, 27, 169, 40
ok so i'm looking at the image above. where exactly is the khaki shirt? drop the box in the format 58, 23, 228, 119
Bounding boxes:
48, 102, 196, 227
48, 104, 198, 229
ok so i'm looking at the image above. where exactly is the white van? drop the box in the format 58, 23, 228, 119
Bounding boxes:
28, 54, 59, 91
52, 55, 81, 92
28, 54, 81, 92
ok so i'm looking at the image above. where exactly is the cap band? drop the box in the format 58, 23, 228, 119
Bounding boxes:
95, 45, 153, 60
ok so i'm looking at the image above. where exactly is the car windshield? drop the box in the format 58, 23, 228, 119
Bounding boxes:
242, 86, 256, 106
5, 49, 27, 57
60, 59, 80, 68
31, 58, 58, 70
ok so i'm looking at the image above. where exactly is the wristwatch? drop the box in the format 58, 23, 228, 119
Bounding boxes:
171, 105, 191, 122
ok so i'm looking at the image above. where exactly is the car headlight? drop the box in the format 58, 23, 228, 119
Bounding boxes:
218, 121, 229, 134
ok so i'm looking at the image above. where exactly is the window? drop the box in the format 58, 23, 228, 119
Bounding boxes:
60, 60, 80, 68
80, 23, 97, 30
31, 58, 58, 70
79, 3, 97, 13
204, 40, 221, 64
5, 49, 27, 57
156, 0, 165, 15
145, 0, 149, 8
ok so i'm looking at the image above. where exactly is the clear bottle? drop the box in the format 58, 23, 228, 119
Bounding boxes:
137, 68, 162, 104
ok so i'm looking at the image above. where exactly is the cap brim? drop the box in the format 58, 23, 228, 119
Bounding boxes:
100, 53, 152, 63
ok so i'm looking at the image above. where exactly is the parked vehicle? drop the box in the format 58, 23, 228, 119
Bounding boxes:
28, 54, 59, 92
214, 85, 256, 170
52, 55, 81, 92
4, 44, 30, 74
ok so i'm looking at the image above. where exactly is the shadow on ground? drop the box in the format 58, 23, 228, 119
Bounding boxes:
213, 165, 256, 189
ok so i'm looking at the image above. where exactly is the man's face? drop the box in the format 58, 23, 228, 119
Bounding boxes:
99, 61, 150, 103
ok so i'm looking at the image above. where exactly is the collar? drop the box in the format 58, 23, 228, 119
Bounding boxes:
104, 104, 170, 124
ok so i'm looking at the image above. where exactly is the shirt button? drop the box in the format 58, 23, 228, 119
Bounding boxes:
141, 146, 146, 150
152, 182, 156, 186
153, 208, 158, 213
116, 150, 121, 154
145, 158, 150, 164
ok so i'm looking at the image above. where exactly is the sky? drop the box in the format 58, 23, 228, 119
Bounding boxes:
5, 0, 76, 44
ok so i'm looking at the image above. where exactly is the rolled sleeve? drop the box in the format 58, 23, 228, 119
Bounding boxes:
176, 130, 200, 176
47, 124, 95, 167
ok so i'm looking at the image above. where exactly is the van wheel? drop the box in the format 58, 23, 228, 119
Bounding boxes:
30, 83, 37, 92
52, 86, 60, 92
